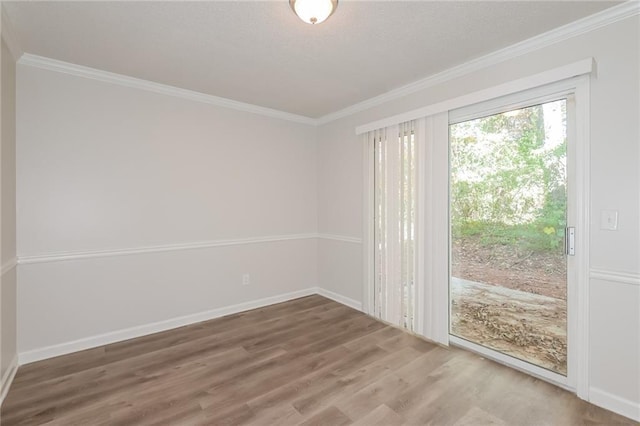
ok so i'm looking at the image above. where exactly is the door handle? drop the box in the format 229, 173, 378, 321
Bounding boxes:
566, 227, 575, 256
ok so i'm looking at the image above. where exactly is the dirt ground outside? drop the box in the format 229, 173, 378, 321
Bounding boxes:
450, 236, 567, 375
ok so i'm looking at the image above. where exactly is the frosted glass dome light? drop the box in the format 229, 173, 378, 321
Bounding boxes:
290, 0, 338, 25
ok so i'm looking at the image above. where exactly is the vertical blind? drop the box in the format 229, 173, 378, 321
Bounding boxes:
361, 63, 591, 349
371, 120, 417, 331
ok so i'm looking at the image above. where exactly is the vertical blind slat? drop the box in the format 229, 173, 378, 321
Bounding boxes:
372, 120, 417, 330
400, 122, 406, 328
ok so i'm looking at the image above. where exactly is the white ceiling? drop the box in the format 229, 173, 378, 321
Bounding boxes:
4, 1, 621, 118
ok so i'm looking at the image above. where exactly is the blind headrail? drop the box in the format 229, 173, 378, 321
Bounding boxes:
356, 58, 594, 135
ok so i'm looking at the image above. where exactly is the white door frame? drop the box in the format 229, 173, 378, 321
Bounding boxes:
446, 76, 590, 395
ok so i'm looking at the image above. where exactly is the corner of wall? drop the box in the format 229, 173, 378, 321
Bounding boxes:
1, 6, 23, 62
0, 353, 17, 406
1, 12, 22, 403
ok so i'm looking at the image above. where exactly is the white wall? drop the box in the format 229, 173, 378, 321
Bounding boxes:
10, 6, 639, 421
17, 64, 318, 359
1, 36, 18, 400
317, 15, 639, 419
317, 122, 363, 302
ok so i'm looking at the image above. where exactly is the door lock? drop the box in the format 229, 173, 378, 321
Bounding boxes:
566, 227, 575, 256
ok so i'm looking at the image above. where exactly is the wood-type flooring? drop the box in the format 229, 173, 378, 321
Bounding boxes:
2, 295, 635, 425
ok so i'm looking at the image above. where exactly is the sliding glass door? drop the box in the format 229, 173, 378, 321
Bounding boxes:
449, 98, 571, 376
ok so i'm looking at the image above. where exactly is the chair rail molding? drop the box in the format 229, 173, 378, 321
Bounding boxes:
17, 233, 364, 265
316, 233, 363, 244
1, 257, 17, 276
17, 234, 319, 265
589, 268, 640, 286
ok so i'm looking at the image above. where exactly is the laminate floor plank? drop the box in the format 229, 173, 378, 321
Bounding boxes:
198, 344, 354, 411
298, 406, 351, 426
335, 372, 411, 421
351, 404, 404, 426
2, 295, 635, 426
245, 342, 395, 416
6, 343, 257, 424
400, 357, 499, 425
245, 402, 304, 425
248, 343, 391, 419
387, 353, 487, 424
341, 324, 404, 350
291, 345, 426, 417
376, 330, 439, 353
197, 316, 390, 413
453, 406, 507, 426
57, 346, 289, 426
240, 306, 363, 354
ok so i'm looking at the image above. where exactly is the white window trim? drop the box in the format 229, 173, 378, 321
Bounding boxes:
573, 74, 591, 401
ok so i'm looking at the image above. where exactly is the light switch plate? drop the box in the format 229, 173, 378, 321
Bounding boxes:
600, 210, 618, 231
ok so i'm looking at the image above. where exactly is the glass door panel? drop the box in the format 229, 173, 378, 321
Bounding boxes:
449, 99, 568, 375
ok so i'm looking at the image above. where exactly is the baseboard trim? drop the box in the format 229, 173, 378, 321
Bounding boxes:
19, 288, 318, 365
0, 354, 18, 406
589, 387, 640, 422
315, 288, 363, 311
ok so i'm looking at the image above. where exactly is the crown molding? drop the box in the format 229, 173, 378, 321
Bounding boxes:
1, 5, 23, 60
13, 1, 638, 127
316, 1, 640, 125
18, 53, 317, 126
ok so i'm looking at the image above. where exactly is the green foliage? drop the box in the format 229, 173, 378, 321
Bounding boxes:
450, 100, 567, 254
452, 221, 564, 252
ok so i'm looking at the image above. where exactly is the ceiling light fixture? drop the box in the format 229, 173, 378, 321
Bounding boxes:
290, 0, 338, 25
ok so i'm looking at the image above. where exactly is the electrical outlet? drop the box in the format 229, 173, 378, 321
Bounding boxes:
600, 210, 619, 231
242, 274, 250, 285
